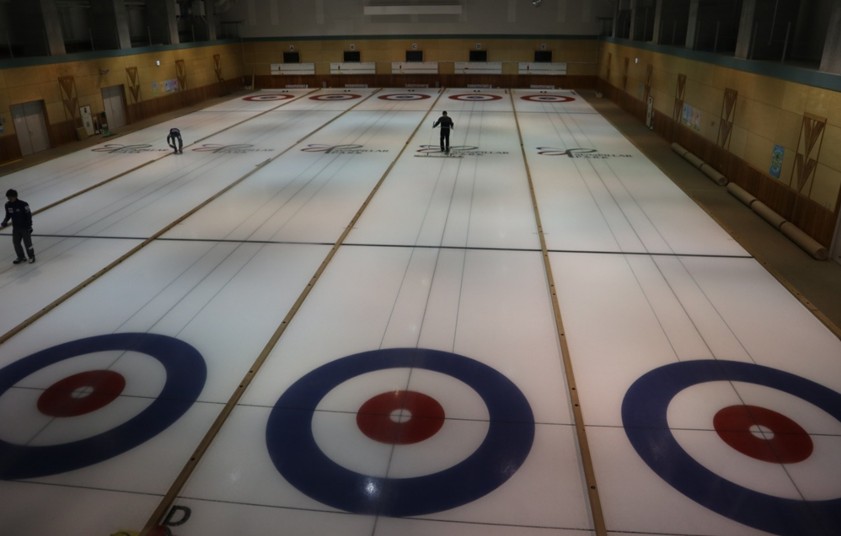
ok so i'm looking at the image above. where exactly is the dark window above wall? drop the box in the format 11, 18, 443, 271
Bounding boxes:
750, 0, 830, 66
658, 0, 690, 46
694, 0, 742, 54
632, 0, 656, 42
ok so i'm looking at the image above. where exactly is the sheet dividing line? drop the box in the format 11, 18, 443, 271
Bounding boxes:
510, 90, 608, 536
171, 87, 319, 150
544, 105, 783, 373
139, 88, 447, 536
590, 100, 841, 342
380, 107, 499, 357
11, 232, 756, 258
6, 89, 832, 536
0, 91, 380, 348
13, 88, 319, 225
516, 110, 601, 115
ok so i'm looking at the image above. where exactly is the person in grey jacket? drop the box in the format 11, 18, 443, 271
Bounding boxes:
2, 189, 35, 264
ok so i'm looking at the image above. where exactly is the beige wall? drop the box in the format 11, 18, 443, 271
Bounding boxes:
5, 38, 838, 216
0, 44, 244, 136
242, 37, 600, 77
600, 41, 841, 212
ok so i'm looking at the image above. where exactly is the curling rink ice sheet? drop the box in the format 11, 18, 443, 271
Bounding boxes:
0, 88, 839, 536
0, 89, 314, 211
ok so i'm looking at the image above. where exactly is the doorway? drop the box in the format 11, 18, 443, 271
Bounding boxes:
11, 100, 51, 156
101, 85, 127, 131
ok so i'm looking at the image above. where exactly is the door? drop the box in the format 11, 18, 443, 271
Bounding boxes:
10, 100, 51, 156
101, 85, 127, 131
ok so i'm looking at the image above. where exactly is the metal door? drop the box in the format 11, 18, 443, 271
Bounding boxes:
101, 85, 127, 131
10, 100, 50, 155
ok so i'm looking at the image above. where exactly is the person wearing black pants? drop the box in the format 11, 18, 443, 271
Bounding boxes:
433, 111, 454, 153
2, 189, 35, 264
167, 127, 183, 154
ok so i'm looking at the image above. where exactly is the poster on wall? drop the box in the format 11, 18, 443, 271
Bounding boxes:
770, 144, 784, 178
681, 103, 702, 131
150, 80, 179, 95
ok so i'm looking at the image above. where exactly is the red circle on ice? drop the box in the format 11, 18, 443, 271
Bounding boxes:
38, 370, 126, 417
356, 390, 445, 444
713, 405, 813, 463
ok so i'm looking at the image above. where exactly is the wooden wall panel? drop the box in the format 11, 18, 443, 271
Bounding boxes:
254, 74, 596, 90
597, 77, 836, 247
0, 135, 22, 163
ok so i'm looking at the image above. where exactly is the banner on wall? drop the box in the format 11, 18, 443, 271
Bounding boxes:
80, 105, 94, 136
770, 144, 784, 178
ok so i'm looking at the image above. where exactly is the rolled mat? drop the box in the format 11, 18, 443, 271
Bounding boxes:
683, 151, 704, 168
726, 182, 757, 206
750, 200, 786, 229
780, 221, 829, 260
700, 163, 728, 185
670, 142, 688, 157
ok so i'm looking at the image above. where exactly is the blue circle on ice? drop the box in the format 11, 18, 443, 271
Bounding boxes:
243, 94, 293, 101
309, 94, 360, 101
521, 94, 575, 103
266, 348, 535, 516
622, 359, 841, 536
0, 333, 205, 479
378, 93, 430, 100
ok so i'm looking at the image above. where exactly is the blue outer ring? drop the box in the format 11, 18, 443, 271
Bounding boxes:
243, 94, 293, 101
622, 359, 841, 536
0, 333, 206, 479
266, 348, 535, 517
378, 93, 430, 100
309, 94, 360, 101
521, 95, 575, 102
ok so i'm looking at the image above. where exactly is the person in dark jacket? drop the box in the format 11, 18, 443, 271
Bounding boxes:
1, 189, 35, 264
433, 111, 454, 153
167, 127, 183, 154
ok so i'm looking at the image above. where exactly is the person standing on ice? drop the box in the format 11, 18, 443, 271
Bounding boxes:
433, 111, 454, 153
167, 127, 183, 154
1, 189, 35, 264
